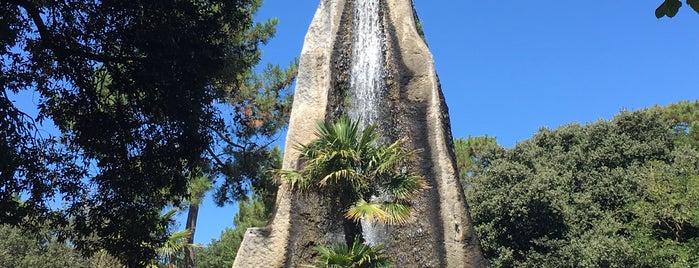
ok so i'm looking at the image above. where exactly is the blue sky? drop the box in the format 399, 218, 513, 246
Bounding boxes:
190, 1, 699, 245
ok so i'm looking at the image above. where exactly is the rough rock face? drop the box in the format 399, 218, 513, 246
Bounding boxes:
233, 0, 487, 267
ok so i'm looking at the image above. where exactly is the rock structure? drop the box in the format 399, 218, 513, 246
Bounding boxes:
232, 0, 487, 267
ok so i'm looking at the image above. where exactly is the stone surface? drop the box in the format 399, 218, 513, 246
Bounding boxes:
233, 0, 487, 267
232, 0, 345, 267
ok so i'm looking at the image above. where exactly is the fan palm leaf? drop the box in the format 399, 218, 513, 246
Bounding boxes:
380, 201, 413, 225
312, 236, 394, 268
156, 229, 191, 258
346, 199, 413, 225
346, 199, 391, 223
381, 173, 426, 200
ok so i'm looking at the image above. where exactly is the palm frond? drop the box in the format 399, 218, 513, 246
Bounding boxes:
312, 236, 394, 268
157, 229, 191, 258
346, 199, 390, 223
160, 208, 179, 222
358, 123, 379, 149
372, 140, 420, 174
318, 168, 353, 186
346, 199, 414, 225
280, 169, 310, 191
380, 201, 413, 225
351, 241, 393, 268
382, 173, 426, 199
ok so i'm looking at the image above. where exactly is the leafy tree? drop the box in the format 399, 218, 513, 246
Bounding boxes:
0, 224, 122, 268
283, 117, 426, 246
2, 0, 294, 265
462, 106, 699, 267
453, 136, 500, 182
655, 0, 699, 18
625, 148, 699, 267
656, 101, 699, 150
311, 236, 394, 268
211, 63, 296, 208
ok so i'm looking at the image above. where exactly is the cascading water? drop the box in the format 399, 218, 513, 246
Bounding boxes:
348, 0, 383, 127
347, 0, 387, 247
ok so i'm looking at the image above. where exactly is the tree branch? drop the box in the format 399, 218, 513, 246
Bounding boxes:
206, 147, 227, 168
210, 127, 247, 151
9, 0, 138, 63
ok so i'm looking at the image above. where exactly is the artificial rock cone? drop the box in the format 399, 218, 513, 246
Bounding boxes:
233, 0, 486, 267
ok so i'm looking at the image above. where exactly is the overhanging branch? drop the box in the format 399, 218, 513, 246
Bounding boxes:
9, 0, 139, 63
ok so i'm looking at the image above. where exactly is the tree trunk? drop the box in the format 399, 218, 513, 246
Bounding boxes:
184, 203, 199, 268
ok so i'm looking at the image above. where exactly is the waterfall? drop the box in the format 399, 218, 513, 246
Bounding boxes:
348, 0, 387, 247
348, 0, 383, 127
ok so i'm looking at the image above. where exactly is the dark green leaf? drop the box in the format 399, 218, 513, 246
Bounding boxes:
656, 3, 667, 18
668, 0, 683, 17
688, 0, 699, 14
656, 0, 683, 18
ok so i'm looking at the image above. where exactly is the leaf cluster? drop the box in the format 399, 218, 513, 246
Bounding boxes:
310, 236, 394, 268
0, 224, 122, 268
655, 0, 699, 18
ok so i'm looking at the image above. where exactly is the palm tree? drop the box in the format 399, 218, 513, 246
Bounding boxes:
148, 209, 193, 268
183, 173, 211, 268
311, 236, 394, 268
154, 229, 191, 268
283, 117, 426, 245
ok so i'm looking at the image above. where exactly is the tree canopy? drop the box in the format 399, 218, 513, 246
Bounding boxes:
459, 102, 699, 267
2, 0, 294, 266
0, 224, 121, 268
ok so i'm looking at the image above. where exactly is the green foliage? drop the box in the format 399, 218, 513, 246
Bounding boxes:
153, 229, 191, 267
311, 236, 394, 268
410, 1, 426, 42
625, 147, 699, 267
462, 104, 699, 267
188, 175, 213, 206
193, 148, 279, 267
0, 224, 122, 268
657, 101, 699, 150
453, 136, 500, 181
194, 197, 270, 267
210, 58, 296, 210
656, 0, 699, 18
283, 117, 425, 227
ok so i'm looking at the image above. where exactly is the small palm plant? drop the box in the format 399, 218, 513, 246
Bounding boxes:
311, 236, 394, 268
154, 229, 191, 267
282, 117, 426, 244
148, 209, 193, 268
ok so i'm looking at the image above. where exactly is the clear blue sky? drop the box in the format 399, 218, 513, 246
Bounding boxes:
191, 1, 699, 245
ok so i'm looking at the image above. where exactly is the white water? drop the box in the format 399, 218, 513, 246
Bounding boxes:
348, 0, 383, 128
348, 0, 387, 247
